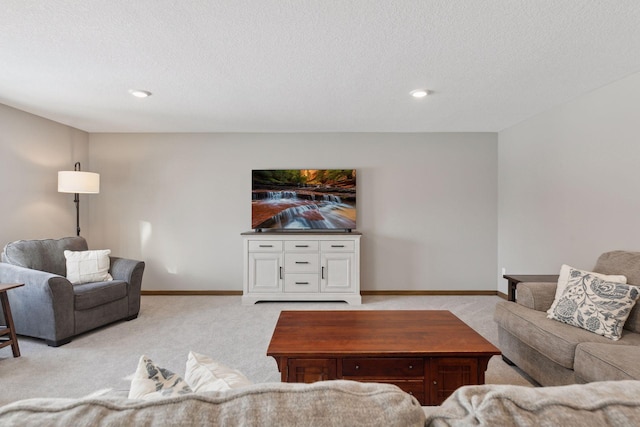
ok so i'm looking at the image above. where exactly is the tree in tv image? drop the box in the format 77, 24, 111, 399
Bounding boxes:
252, 169, 356, 230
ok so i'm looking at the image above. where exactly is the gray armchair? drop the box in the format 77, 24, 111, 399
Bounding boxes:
0, 237, 144, 346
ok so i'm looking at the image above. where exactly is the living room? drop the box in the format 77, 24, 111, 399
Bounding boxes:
1, 1, 640, 424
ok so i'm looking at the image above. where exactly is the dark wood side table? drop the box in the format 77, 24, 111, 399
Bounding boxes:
503, 274, 559, 302
0, 283, 24, 357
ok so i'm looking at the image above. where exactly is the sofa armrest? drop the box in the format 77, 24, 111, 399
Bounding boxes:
0, 262, 74, 342
109, 257, 145, 316
516, 282, 557, 312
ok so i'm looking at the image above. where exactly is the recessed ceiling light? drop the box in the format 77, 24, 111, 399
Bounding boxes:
129, 89, 152, 98
410, 89, 428, 98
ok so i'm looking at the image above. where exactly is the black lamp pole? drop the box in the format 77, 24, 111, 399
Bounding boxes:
74, 162, 81, 236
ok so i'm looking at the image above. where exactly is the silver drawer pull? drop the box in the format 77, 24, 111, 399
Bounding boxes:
295, 282, 310, 285
295, 261, 310, 264
408, 365, 413, 369
295, 245, 309, 247
259, 245, 273, 247
355, 365, 359, 370
331, 245, 345, 248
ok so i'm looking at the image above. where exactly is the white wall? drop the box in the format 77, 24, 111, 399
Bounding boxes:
497, 71, 640, 293
0, 104, 90, 244
7, 65, 639, 296
89, 133, 498, 292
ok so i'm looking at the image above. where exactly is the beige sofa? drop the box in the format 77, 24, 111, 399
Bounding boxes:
494, 250, 640, 386
0, 381, 424, 426
1, 380, 640, 426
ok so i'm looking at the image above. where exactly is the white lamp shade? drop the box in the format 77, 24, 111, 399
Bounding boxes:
58, 171, 100, 194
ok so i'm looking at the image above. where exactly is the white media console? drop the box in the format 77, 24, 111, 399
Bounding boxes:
242, 232, 361, 305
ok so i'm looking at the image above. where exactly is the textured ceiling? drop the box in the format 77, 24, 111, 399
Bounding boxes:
2, 1, 640, 133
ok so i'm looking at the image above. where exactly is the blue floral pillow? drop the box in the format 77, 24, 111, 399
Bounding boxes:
547, 271, 640, 340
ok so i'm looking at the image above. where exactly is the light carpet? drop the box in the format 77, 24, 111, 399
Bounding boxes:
0, 295, 533, 406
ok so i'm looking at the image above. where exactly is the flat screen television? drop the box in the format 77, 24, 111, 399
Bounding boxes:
252, 169, 356, 231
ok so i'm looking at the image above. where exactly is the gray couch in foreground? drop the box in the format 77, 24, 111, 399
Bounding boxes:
494, 250, 640, 386
0, 237, 144, 346
1, 380, 640, 426
0, 381, 425, 427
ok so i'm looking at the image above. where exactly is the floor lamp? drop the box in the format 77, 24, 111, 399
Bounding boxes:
58, 162, 100, 236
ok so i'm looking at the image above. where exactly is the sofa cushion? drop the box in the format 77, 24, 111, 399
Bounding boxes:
0, 381, 425, 427
494, 301, 640, 369
547, 273, 639, 340
64, 249, 113, 285
74, 280, 127, 311
594, 250, 640, 333
555, 264, 627, 297
129, 355, 192, 400
2, 237, 88, 277
594, 251, 640, 286
185, 351, 252, 392
516, 282, 557, 311
547, 265, 627, 318
575, 343, 640, 382
423, 380, 640, 426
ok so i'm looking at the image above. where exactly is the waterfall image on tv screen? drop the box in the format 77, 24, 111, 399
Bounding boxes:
252, 169, 356, 230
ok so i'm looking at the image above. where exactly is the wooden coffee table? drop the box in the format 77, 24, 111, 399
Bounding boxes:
267, 310, 500, 405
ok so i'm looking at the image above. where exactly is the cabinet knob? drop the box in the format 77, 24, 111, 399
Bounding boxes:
433, 381, 437, 385
355, 365, 359, 370
408, 365, 413, 369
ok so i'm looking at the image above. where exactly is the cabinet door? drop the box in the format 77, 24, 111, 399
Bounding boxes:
429, 358, 478, 405
287, 359, 337, 383
248, 252, 283, 293
321, 252, 356, 293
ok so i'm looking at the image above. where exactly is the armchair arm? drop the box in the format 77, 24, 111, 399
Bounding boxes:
0, 263, 74, 343
109, 257, 145, 317
516, 282, 557, 312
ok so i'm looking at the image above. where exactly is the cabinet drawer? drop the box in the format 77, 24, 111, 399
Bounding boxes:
285, 253, 319, 273
342, 358, 423, 377
284, 241, 319, 251
320, 241, 355, 252
285, 274, 319, 292
249, 241, 283, 252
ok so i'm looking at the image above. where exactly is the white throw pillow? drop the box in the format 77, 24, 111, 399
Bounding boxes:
547, 272, 640, 340
64, 249, 113, 285
185, 351, 252, 392
547, 265, 626, 316
128, 355, 192, 400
